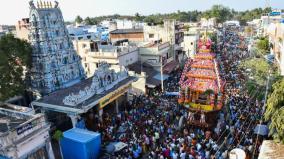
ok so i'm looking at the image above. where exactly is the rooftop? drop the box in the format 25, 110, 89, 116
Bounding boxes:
34, 76, 135, 112
110, 28, 143, 34
128, 62, 161, 87
0, 104, 32, 134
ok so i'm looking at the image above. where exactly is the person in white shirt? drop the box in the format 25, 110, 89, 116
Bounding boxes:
180, 151, 186, 159
172, 151, 178, 159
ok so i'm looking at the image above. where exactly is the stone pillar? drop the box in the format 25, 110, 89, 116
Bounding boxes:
68, 114, 78, 128
115, 99, 119, 114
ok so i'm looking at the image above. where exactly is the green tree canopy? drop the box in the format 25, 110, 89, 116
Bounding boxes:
256, 37, 270, 55
75, 6, 270, 26
0, 34, 32, 101
239, 58, 271, 86
75, 15, 83, 24
265, 78, 284, 144
84, 17, 96, 25
134, 13, 144, 22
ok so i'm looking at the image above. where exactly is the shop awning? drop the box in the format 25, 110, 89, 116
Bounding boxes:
163, 60, 179, 74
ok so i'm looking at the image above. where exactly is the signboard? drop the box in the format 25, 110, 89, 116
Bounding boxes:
99, 84, 130, 109
17, 122, 33, 135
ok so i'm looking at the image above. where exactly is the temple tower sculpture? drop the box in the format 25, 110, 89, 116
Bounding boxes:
29, 0, 85, 95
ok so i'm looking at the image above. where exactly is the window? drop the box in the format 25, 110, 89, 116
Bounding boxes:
82, 44, 87, 48
149, 34, 154, 38
191, 42, 193, 45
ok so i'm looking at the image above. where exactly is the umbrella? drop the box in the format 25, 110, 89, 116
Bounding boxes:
254, 124, 269, 136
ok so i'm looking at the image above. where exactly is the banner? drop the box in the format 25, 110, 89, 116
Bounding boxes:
99, 84, 130, 109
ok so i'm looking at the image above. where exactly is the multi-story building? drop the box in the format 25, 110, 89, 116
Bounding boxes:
267, 22, 284, 75
15, 18, 30, 41
139, 42, 179, 73
0, 103, 54, 159
67, 24, 105, 41
73, 40, 138, 77
109, 28, 144, 43
29, 1, 85, 96
101, 19, 144, 30
0, 25, 16, 34
143, 19, 184, 62
182, 23, 200, 59
260, 10, 284, 36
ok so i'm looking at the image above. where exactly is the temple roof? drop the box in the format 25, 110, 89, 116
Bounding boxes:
35, 76, 135, 109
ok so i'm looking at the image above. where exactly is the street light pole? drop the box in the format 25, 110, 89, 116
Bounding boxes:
161, 59, 164, 93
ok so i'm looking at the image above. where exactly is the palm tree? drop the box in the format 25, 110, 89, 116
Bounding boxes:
265, 78, 284, 144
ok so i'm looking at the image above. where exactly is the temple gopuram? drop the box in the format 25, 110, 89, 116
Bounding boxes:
178, 36, 225, 128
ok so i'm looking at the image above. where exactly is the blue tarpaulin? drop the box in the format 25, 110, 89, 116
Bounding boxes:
153, 73, 169, 81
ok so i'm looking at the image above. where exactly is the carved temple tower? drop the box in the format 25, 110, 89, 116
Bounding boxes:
29, 1, 85, 95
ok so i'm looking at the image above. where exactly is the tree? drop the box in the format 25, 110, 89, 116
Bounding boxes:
201, 5, 233, 23
256, 37, 270, 55
75, 15, 83, 24
239, 58, 271, 86
84, 17, 96, 25
0, 34, 32, 101
265, 78, 284, 144
53, 130, 64, 157
134, 12, 144, 22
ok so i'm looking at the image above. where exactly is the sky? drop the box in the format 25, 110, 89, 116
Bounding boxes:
1, 0, 284, 25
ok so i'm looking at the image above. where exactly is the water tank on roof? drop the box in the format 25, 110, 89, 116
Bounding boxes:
60, 128, 101, 159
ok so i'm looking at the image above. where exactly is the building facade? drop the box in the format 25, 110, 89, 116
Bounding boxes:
29, 1, 85, 96
139, 42, 174, 71
109, 28, 144, 43
143, 19, 184, 62
0, 103, 54, 159
15, 18, 30, 41
267, 22, 284, 75
182, 23, 200, 59
73, 40, 138, 77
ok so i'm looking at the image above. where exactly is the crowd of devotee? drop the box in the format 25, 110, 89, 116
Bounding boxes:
76, 27, 265, 159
